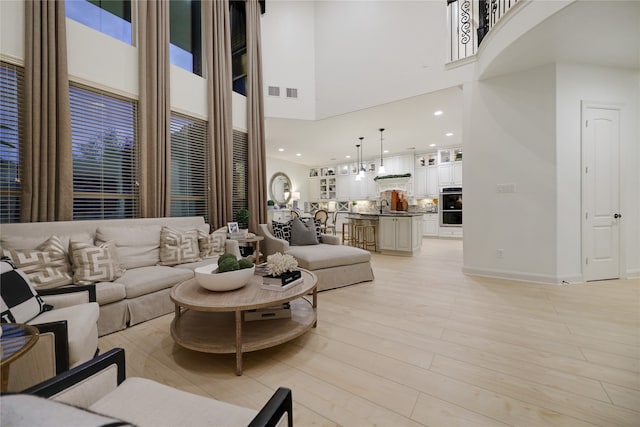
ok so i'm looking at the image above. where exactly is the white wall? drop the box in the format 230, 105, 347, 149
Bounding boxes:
463, 64, 559, 283
261, 0, 316, 120
0, 1, 24, 62
556, 63, 640, 280
313, 0, 473, 119
266, 156, 310, 208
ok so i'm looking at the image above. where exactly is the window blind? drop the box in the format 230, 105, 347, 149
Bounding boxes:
69, 83, 138, 220
0, 62, 24, 223
232, 129, 248, 216
170, 113, 208, 219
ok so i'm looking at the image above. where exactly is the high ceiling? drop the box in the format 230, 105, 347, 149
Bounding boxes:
265, 85, 464, 167
264, 0, 639, 168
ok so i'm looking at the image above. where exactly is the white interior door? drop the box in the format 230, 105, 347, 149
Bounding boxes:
582, 104, 620, 281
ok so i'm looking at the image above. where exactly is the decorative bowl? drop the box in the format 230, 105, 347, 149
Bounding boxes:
194, 265, 255, 291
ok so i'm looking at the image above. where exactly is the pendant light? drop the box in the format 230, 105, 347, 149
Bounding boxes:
358, 137, 366, 178
355, 142, 362, 181
378, 128, 386, 174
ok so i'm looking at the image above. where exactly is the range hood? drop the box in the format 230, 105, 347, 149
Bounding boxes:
376, 177, 413, 195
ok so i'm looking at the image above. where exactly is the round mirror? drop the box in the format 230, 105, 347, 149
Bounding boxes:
269, 172, 292, 206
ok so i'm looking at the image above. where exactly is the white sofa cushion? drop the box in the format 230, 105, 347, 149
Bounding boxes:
286, 244, 371, 270
114, 266, 193, 299
94, 281, 126, 305
28, 302, 99, 367
90, 377, 257, 427
1, 395, 133, 427
95, 225, 162, 269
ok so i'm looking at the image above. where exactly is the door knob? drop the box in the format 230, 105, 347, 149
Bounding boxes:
614, 213, 622, 219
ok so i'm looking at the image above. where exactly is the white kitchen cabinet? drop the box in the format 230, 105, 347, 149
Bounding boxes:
308, 176, 320, 201
426, 166, 438, 196
319, 176, 336, 200
413, 167, 427, 197
379, 215, 422, 255
438, 226, 463, 238
381, 154, 414, 175
336, 175, 350, 200
437, 161, 462, 187
422, 214, 438, 236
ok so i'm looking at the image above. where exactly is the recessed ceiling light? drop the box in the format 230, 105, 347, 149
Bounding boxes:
383, 150, 389, 154
296, 153, 302, 157
429, 143, 436, 147
345, 155, 351, 159
278, 148, 284, 152
434, 110, 443, 116
446, 132, 453, 137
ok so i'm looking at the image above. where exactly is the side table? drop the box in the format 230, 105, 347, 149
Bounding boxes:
1, 323, 39, 391
235, 235, 265, 264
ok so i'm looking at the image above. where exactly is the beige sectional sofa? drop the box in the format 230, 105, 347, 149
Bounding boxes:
257, 222, 374, 291
1, 217, 239, 336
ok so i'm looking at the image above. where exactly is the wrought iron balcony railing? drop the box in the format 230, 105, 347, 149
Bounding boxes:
447, 0, 520, 63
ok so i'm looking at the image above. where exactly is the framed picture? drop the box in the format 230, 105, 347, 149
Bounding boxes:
227, 222, 239, 233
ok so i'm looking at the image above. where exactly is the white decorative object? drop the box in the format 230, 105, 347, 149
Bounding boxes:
195, 265, 255, 291
265, 252, 298, 277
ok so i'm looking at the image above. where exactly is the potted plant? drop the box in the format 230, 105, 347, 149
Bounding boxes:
267, 200, 276, 210
235, 208, 250, 230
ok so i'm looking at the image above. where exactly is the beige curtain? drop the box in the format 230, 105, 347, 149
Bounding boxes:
204, 0, 234, 228
246, 0, 267, 232
138, 0, 171, 218
23, 0, 73, 222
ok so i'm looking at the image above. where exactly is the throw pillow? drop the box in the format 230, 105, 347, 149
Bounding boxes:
290, 217, 319, 246
272, 221, 292, 242
198, 229, 227, 259
1, 257, 52, 323
69, 240, 125, 285
159, 227, 201, 266
3, 236, 73, 290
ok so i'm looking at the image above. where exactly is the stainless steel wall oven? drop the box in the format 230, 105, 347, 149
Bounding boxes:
440, 187, 462, 227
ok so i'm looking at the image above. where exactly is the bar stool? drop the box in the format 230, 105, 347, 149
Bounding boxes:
341, 221, 351, 245
362, 220, 377, 252
352, 222, 366, 249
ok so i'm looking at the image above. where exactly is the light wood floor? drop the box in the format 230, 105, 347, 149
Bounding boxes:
99, 238, 640, 426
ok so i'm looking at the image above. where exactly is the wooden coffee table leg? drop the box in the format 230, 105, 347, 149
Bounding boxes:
235, 310, 243, 375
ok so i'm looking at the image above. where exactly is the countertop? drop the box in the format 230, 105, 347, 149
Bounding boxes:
346, 212, 425, 220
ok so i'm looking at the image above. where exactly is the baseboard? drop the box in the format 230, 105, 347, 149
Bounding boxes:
626, 268, 640, 279
462, 266, 569, 285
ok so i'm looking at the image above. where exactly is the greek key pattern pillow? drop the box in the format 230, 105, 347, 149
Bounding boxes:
70, 240, 124, 285
198, 229, 227, 258
2, 235, 73, 290
159, 227, 201, 266
272, 221, 292, 242
1, 257, 52, 323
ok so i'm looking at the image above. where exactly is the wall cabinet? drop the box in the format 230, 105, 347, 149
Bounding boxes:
437, 162, 462, 186
319, 177, 336, 200
308, 177, 320, 201
379, 216, 422, 255
426, 166, 438, 196
413, 167, 427, 197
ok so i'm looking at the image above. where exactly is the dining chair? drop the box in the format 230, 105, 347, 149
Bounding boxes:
313, 209, 328, 233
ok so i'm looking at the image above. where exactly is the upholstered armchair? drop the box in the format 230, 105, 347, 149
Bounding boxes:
8, 348, 294, 427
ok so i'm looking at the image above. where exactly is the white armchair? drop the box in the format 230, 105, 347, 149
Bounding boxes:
9, 348, 293, 427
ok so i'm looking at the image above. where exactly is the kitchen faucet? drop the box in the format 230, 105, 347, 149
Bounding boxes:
379, 199, 389, 214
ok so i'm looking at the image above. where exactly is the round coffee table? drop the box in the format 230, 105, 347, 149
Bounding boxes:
170, 268, 317, 375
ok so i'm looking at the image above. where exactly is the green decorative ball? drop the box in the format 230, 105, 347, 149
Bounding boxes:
218, 253, 237, 265
218, 257, 239, 273
238, 258, 254, 270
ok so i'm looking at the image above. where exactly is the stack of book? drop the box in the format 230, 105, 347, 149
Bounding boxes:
255, 265, 304, 291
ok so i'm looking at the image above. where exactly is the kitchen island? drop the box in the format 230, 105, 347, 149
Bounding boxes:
346, 212, 423, 256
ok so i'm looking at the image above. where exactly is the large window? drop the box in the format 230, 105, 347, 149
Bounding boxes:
69, 84, 138, 219
170, 113, 207, 218
170, 0, 202, 75
0, 62, 24, 223
229, 1, 247, 96
232, 130, 248, 216
66, 0, 132, 45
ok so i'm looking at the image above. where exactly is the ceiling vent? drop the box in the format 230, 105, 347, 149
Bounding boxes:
286, 88, 298, 99
267, 86, 280, 97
